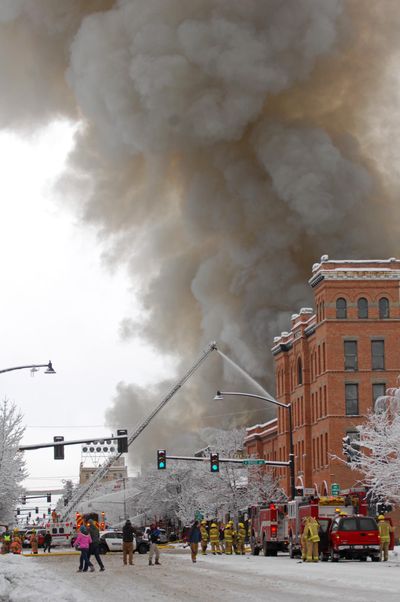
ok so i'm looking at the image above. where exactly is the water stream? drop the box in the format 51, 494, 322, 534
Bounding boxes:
217, 349, 276, 401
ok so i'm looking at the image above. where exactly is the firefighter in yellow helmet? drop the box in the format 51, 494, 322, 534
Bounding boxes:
30, 529, 39, 555
209, 523, 222, 555
305, 517, 320, 562
300, 516, 310, 562
200, 520, 208, 555
237, 523, 246, 555
378, 515, 393, 562
224, 521, 234, 555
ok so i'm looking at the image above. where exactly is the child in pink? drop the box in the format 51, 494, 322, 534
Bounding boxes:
74, 525, 92, 572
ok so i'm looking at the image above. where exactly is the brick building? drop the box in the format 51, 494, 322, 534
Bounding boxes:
245, 256, 400, 497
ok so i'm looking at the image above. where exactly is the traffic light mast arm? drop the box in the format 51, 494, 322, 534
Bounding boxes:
166, 454, 291, 466
60, 341, 218, 522
18, 434, 128, 451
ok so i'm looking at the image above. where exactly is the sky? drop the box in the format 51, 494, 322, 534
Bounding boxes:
0, 121, 176, 512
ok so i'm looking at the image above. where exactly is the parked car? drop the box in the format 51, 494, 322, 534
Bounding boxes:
321, 515, 381, 562
99, 530, 149, 554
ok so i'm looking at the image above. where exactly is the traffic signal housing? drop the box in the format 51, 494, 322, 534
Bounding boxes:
210, 452, 219, 473
16, 508, 20, 515
21, 495, 26, 505
54, 436, 65, 460
117, 429, 128, 453
47, 493, 51, 503
157, 449, 166, 470
35, 507, 39, 514
376, 502, 393, 515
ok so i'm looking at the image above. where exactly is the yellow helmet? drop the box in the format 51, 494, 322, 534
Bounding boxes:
335, 508, 341, 513
211, 523, 217, 527
378, 514, 385, 521
201, 520, 207, 525
239, 523, 244, 528
228, 520, 234, 525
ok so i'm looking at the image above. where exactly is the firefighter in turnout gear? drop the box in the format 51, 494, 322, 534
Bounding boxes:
237, 523, 246, 555
30, 530, 38, 554
200, 520, 208, 555
210, 523, 222, 555
305, 517, 320, 562
378, 515, 393, 562
224, 521, 234, 555
300, 516, 310, 561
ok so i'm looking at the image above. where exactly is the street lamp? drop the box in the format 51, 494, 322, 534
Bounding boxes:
214, 390, 295, 499
0, 361, 56, 375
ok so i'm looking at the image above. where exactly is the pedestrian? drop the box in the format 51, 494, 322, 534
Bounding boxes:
122, 519, 135, 566
148, 523, 161, 566
209, 523, 222, 555
378, 515, 393, 562
200, 520, 208, 555
188, 521, 202, 563
43, 531, 52, 553
30, 529, 39, 555
87, 519, 105, 572
219, 522, 225, 553
74, 525, 92, 572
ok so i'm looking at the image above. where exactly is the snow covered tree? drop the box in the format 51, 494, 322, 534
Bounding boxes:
348, 385, 400, 504
0, 399, 26, 524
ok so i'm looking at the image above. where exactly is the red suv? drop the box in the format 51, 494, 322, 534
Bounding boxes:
328, 515, 380, 562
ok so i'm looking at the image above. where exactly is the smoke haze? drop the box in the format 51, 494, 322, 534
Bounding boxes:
1, 0, 399, 464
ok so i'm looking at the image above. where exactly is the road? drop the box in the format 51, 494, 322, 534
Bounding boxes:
11, 546, 400, 602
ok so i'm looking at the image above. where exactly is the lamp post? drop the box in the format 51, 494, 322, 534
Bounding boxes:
214, 390, 295, 499
0, 361, 56, 375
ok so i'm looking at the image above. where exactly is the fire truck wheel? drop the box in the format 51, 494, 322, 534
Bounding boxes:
262, 539, 269, 556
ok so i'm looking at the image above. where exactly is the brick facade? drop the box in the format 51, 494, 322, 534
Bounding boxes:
244, 256, 400, 497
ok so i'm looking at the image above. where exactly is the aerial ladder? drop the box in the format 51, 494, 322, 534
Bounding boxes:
60, 341, 218, 521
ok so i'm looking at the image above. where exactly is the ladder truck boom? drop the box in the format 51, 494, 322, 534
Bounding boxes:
60, 341, 218, 521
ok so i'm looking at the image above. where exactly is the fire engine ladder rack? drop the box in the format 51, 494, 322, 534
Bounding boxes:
60, 341, 218, 522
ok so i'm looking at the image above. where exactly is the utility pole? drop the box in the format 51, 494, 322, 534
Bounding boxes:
123, 478, 127, 520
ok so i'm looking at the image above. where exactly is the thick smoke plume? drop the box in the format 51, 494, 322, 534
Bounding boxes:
1, 0, 399, 464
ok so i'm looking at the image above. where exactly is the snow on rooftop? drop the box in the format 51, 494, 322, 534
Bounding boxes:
245, 418, 277, 432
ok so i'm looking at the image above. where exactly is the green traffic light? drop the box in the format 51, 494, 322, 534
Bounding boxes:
159, 461, 165, 468
212, 465, 218, 471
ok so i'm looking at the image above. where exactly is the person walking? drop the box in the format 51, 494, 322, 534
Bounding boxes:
122, 519, 135, 566
200, 520, 208, 555
87, 519, 105, 572
219, 522, 225, 553
188, 521, 202, 563
74, 525, 92, 573
43, 531, 52, 553
209, 523, 222, 555
148, 524, 161, 566
30, 530, 38, 555
378, 515, 393, 562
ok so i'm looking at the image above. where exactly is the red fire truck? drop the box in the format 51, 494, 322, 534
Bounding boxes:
287, 488, 368, 559
249, 502, 289, 556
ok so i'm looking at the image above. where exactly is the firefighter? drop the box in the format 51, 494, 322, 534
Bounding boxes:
224, 521, 234, 555
209, 523, 222, 555
30, 529, 39, 554
237, 523, 246, 555
305, 517, 320, 562
300, 516, 310, 561
200, 520, 208, 555
1, 529, 11, 554
378, 515, 393, 562
10, 534, 22, 555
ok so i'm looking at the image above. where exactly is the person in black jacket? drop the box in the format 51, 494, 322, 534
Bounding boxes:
43, 531, 52, 553
87, 519, 105, 572
188, 521, 202, 563
122, 520, 135, 566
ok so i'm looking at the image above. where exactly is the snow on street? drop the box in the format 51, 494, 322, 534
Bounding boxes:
3, 547, 400, 601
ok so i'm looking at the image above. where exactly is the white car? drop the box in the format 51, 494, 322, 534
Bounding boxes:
99, 531, 149, 554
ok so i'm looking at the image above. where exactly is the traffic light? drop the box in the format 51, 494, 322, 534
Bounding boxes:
21, 495, 26, 505
35, 507, 39, 514
16, 508, 20, 515
157, 449, 166, 470
53, 435, 65, 460
376, 502, 393, 515
210, 452, 219, 473
117, 429, 128, 453
28, 512, 31, 518
48, 508, 51, 515
47, 493, 51, 503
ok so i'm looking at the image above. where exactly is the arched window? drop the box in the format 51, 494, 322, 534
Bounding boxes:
379, 297, 390, 319
336, 298, 347, 319
357, 297, 368, 319
297, 357, 303, 385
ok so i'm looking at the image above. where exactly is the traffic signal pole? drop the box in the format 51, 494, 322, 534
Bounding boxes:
163, 454, 291, 467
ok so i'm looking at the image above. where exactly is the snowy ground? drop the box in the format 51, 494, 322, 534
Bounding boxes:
2, 546, 400, 601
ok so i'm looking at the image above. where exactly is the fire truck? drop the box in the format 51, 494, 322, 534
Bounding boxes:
287, 488, 368, 559
249, 503, 289, 556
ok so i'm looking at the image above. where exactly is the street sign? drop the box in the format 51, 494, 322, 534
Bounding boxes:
242, 459, 265, 465
195, 511, 203, 521
331, 483, 340, 495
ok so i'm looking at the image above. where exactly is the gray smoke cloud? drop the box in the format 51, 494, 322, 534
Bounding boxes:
0, 0, 399, 465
